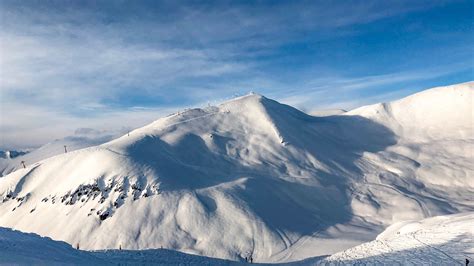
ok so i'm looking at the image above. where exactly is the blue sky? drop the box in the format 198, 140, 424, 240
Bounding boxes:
0, 0, 473, 149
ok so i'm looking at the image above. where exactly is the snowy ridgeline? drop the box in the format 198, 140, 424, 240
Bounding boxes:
0, 226, 237, 265
1, 212, 472, 265
0, 82, 472, 263
0, 129, 122, 177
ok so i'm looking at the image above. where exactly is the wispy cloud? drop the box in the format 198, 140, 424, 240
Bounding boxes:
0, 101, 183, 149
276, 59, 474, 110
0, 0, 472, 148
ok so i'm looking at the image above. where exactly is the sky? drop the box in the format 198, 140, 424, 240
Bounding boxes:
0, 0, 473, 149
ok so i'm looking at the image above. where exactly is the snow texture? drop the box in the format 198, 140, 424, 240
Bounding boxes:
1, 213, 471, 265
320, 212, 474, 265
0, 226, 238, 265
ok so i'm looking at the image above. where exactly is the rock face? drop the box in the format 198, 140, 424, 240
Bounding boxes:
0, 82, 472, 262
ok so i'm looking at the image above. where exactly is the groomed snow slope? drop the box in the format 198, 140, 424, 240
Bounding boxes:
320, 212, 474, 265
0, 82, 472, 263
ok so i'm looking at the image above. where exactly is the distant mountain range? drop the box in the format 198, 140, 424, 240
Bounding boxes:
0, 150, 29, 159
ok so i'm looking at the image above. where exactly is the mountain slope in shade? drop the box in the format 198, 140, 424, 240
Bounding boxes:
0, 227, 104, 264
0, 150, 29, 160
0, 227, 238, 265
0, 82, 472, 262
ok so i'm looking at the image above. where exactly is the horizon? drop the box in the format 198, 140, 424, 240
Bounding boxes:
1, 0, 473, 149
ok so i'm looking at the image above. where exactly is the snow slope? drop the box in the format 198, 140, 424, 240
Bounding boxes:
0, 129, 119, 176
320, 212, 474, 265
1, 212, 471, 265
0, 227, 104, 264
309, 109, 346, 117
0, 82, 472, 263
0, 226, 237, 265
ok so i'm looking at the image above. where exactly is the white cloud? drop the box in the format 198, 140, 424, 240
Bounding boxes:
0, 0, 469, 149
277, 61, 473, 111
0, 100, 182, 149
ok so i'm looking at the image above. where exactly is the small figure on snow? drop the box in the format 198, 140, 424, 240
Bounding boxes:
466, 258, 470, 266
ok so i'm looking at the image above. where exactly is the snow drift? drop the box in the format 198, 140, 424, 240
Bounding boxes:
0, 82, 472, 262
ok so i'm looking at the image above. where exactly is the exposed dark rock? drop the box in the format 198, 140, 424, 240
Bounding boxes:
99, 212, 109, 221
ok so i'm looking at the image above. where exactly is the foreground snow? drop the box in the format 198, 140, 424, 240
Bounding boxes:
0, 82, 472, 262
1, 213, 471, 265
0, 226, 237, 265
0, 227, 103, 264
320, 212, 474, 265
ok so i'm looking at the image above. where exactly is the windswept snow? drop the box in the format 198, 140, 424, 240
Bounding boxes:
320, 212, 474, 265
0, 82, 472, 263
0, 227, 237, 265
0, 227, 104, 264
1, 213, 471, 265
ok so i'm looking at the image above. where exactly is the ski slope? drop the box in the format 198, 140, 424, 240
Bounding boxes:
0, 82, 472, 263
0, 227, 104, 264
1, 213, 471, 265
0, 226, 237, 265
321, 212, 474, 265
0, 130, 119, 176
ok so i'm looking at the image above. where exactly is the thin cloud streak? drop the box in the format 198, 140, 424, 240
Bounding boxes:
0, 0, 472, 149
0, 102, 182, 150
277, 61, 474, 110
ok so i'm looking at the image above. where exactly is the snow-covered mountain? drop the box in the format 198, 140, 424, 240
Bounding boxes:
0, 129, 121, 176
0, 150, 29, 160
309, 109, 346, 117
0, 82, 472, 263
